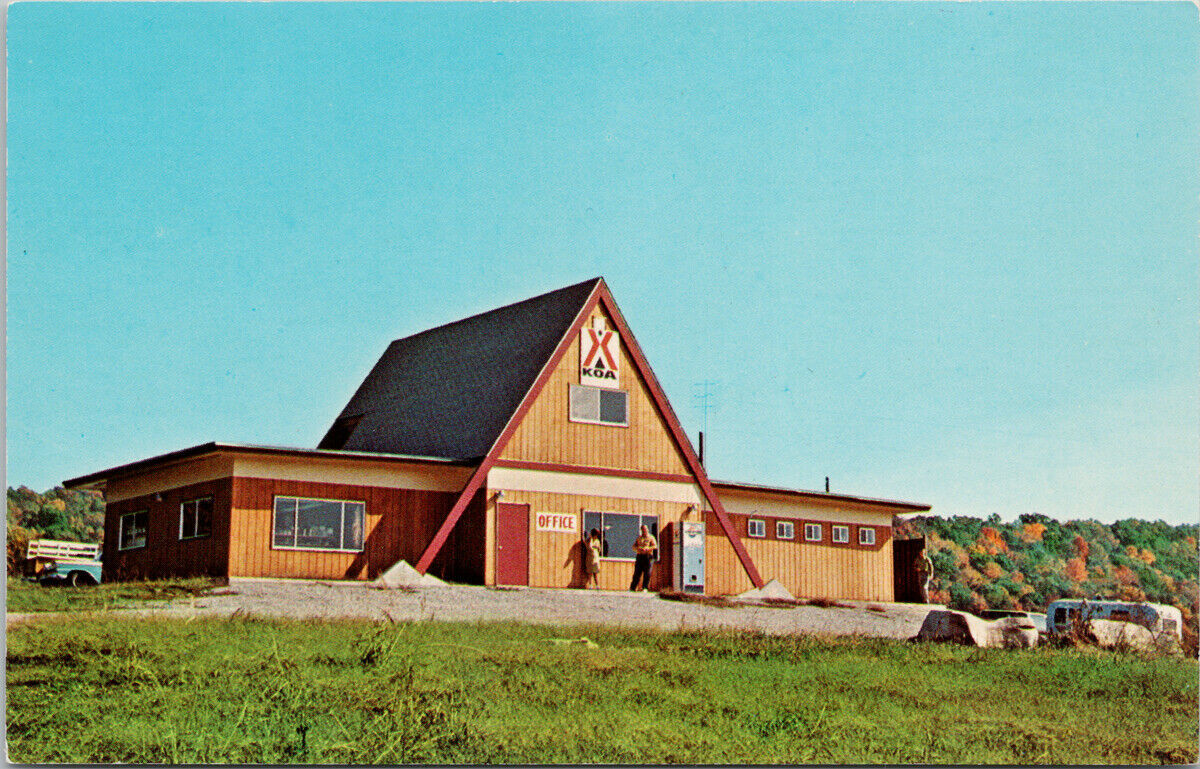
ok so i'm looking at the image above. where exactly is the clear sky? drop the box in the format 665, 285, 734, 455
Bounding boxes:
7, 2, 1198, 526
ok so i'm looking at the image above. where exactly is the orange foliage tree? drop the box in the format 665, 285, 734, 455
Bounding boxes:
1020, 522, 1046, 542
977, 527, 1008, 555
1065, 557, 1088, 582
1073, 535, 1090, 561
1113, 565, 1139, 586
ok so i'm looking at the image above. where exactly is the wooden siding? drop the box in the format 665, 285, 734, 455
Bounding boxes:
705, 511, 895, 600
228, 477, 483, 582
499, 305, 690, 476
490, 488, 692, 591
103, 478, 232, 581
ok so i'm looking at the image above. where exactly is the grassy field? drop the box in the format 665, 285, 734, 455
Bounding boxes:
6, 615, 1197, 764
5, 576, 225, 613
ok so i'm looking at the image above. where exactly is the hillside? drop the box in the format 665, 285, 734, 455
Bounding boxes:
897, 513, 1199, 624
7, 486, 105, 573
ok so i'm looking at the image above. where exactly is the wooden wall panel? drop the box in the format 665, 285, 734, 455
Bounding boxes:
493, 488, 693, 592
704, 511, 895, 601
103, 478, 233, 581
499, 306, 690, 476
227, 477, 480, 582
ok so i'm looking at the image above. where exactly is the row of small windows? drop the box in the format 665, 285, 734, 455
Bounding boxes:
747, 519, 876, 546
118, 497, 214, 551
119, 496, 367, 554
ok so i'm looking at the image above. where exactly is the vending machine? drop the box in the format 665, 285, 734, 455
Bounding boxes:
673, 520, 705, 594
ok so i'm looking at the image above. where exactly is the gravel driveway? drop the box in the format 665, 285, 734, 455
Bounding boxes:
11, 579, 941, 639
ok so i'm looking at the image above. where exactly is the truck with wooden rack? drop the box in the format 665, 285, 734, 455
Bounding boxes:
24, 539, 103, 586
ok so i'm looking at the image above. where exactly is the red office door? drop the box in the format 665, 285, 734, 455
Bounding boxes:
496, 502, 529, 586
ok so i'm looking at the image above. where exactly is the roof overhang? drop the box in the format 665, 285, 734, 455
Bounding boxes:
63, 442, 478, 491
712, 479, 931, 513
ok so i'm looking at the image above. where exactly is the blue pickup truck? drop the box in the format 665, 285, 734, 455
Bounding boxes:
26, 539, 103, 586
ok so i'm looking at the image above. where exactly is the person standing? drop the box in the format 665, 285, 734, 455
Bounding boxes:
584, 528, 603, 589
915, 548, 934, 604
630, 524, 658, 592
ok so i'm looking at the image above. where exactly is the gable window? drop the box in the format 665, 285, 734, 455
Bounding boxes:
582, 511, 658, 561
804, 523, 823, 542
119, 511, 149, 551
748, 519, 766, 538
776, 521, 795, 540
859, 527, 876, 546
179, 497, 213, 540
832, 525, 850, 544
569, 384, 628, 427
273, 496, 365, 552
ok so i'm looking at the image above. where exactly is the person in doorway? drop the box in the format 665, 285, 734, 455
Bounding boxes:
584, 528, 603, 589
630, 524, 658, 592
915, 547, 934, 603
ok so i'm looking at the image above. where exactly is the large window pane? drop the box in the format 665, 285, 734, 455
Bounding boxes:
196, 498, 213, 537
342, 503, 365, 550
603, 513, 640, 560
296, 499, 341, 549
273, 497, 297, 548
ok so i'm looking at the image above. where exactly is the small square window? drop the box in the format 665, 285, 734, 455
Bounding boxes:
804, 523, 822, 542
179, 497, 213, 540
832, 525, 850, 544
569, 384, 629, 427
859, 527, 876, 546
748, 519, 766, 538
776, 521, 795, 540
119, 511, 149, 550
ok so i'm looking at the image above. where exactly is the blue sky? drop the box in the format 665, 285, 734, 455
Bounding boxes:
7, 2, 1198, 525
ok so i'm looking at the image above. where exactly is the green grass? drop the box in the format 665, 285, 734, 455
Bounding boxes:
6, 616, 1198, 764
5, 575, 227, 613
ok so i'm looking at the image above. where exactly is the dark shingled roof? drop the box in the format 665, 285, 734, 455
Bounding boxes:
318, 278, 602, 460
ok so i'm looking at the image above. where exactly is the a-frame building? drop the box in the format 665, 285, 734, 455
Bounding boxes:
67, 279, 928, 599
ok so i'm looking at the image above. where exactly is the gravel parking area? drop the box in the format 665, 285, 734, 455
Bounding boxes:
32, 579, 941, 639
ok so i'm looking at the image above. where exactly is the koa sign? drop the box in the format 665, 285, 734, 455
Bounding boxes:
535, 512, 577, 534
580, 327, 620, 389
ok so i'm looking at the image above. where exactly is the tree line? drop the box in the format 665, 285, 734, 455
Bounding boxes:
7, 486, 105, 573
897, 512, 1199, 632
8, 485, 1199, 627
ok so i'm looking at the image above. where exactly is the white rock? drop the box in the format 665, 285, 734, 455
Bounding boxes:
372, 560, 447, 589
737, 579, 795, 601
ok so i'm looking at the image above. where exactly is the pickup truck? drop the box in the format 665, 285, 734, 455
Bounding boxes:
25, 539, 103, 586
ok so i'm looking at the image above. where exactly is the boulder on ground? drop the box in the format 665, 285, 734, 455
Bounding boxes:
372, 560, 446, 589
916, 609, 1038, 648
737, 579, 795, 601
1084, 619, 1158, 651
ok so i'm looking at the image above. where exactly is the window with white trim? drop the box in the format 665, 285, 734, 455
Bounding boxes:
748, 519, 766, 538
804, 523, 822, 542
179, 497, 213, 540
859, 527, 876, 546
119, 511, 149, 550
832, 525, 850, 544
582, 511, 658, 561
272, 496, 365, 552
776, 521, 795, 540
568, 384, 628, 426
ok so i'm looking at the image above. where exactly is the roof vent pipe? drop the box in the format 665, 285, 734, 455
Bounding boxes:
698, 431, 705, 468
825, 476, 830, 493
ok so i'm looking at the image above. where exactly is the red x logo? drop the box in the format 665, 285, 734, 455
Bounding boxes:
583, 329, 619, 370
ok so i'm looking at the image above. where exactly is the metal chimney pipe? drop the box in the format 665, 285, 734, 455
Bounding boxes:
825, 476, 830, 493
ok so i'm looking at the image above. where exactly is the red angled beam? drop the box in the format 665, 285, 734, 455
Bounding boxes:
414, 283, 603, 574
594, 282, 763, 588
